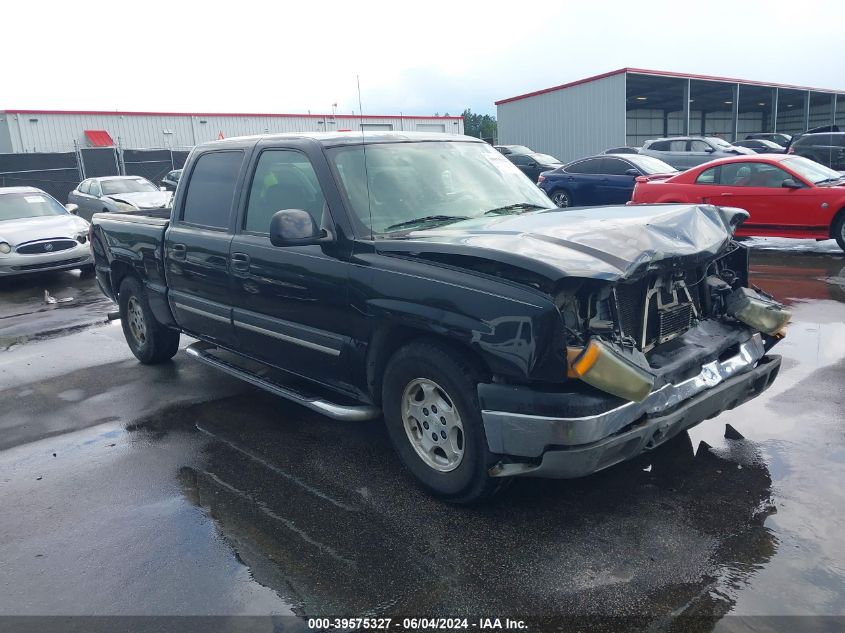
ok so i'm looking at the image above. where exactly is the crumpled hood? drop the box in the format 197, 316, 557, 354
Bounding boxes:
0, 214, 90, 245
378, 204, 748, 282
105, 191, 171, 208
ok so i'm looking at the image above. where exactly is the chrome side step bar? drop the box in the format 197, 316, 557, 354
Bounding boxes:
185, 341, 380, 422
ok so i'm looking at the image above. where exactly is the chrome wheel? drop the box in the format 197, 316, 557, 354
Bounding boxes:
127, 295, 147, 347
401, 378, 464, 472
552, 191, 570, 208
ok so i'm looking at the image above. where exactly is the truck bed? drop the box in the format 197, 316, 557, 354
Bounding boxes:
90, 211, 171, 304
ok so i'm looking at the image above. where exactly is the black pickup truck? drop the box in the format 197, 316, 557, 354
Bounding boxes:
90, 132, 788, 502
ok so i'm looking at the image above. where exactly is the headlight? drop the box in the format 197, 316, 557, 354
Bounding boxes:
113, 201, 136, 212
727, 287, 791, 335
0, 242, 10, 254
567, 338, 655, 402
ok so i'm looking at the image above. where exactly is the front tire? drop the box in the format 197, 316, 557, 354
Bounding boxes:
382, 340, 502, 503
551, 189, 572, 208
833, 213, 845, 252
118, 276, 180, 364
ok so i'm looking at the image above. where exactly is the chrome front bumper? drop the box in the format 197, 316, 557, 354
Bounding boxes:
0, 244, 93, 276
482, 334, 776, 474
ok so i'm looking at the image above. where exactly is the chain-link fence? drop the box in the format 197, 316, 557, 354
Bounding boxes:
0, 147, 192, 203
0, 152, 82, 202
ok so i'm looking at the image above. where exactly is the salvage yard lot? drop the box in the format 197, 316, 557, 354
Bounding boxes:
0, 243, 844, 626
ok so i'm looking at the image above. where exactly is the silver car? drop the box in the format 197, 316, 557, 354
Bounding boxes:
0, 187, 93, 277
68, 176, 172, 221
640, 136, 754, 169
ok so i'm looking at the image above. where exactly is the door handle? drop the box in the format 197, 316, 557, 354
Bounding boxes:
171, 243, 186, 260
230, 252, 251, 271
720, 193, 734, 197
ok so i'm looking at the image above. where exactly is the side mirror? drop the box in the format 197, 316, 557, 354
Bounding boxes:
269, 209, 331, 247
65, 203, 79, 215
625, 168, 640, 176
526, 162, 538, 168
782, 178, 802, 189
704, 147, 715, 153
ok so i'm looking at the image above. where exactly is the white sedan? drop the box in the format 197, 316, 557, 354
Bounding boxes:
0, 187, 93, 277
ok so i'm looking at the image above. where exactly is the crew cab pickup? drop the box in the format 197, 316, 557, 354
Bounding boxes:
91, 132, 787, 503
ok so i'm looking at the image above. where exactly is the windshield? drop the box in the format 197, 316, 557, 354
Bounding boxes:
627, 155, 677, 174
0, 192, 68, 221
101, 178, 158, 195
781, 156, 843, 184
531, 153, 562, 165
502, 145, 532, 155
329, 141, 554, 235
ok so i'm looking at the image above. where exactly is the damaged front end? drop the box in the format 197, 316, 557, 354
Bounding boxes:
475, 208, 788, 479
560, 239, 789, 404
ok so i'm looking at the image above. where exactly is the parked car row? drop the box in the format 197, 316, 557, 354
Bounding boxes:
516, 130, 845, 251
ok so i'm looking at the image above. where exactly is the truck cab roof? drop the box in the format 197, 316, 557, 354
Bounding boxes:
203, 131, 481, 150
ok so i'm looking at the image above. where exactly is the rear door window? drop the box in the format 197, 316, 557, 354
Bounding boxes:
648, 141, 670, 151
181, 151, 244, 229
689, 140, 710, 152
601, 158, 634, 175
89, 180, 101, 197
669, 140, 688, 152
566, 158, 603, 174
695, 166, 720, 184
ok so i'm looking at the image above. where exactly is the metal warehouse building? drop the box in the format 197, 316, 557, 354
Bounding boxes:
0, 110, 464, 153
496, 68, 845, 163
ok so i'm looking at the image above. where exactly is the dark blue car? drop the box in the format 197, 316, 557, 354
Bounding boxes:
538, 154, 676, 207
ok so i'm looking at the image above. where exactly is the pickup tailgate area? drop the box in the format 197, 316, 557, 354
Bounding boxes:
90, 212, 170, 312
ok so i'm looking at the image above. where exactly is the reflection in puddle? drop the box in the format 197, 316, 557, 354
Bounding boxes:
169, 394, 778, 627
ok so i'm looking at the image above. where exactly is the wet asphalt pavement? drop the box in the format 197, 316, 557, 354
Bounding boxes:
0, 240, 844, 630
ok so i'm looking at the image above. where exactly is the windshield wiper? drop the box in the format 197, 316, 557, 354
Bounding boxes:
383, 215, 469, 232
483, 203, 547, 216
815, 177, 844, 185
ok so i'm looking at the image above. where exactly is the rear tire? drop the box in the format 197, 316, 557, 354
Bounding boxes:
382, 340, 502, 503
118, 276, 180, 364
551, 189, 572, 208
833, 213, 845, 252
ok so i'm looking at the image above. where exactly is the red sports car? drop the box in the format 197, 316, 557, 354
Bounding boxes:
630, 154, 845, 251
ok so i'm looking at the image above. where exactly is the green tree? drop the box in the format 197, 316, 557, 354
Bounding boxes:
462, 108, 497, 141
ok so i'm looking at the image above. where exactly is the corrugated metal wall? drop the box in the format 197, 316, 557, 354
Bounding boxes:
496, 73, 627, 163
0, 112, 464, 153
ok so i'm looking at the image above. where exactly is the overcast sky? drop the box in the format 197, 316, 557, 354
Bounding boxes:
3, 0, 842, 117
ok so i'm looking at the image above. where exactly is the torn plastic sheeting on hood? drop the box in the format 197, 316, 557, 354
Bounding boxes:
380, 204, 749, 283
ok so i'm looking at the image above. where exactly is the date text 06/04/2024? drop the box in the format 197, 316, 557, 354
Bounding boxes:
306, 617, 528, 630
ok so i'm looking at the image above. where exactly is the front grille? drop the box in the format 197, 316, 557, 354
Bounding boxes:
11, 257, 86, 271
15, 239, 77, 255
615, 272, 699, 352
